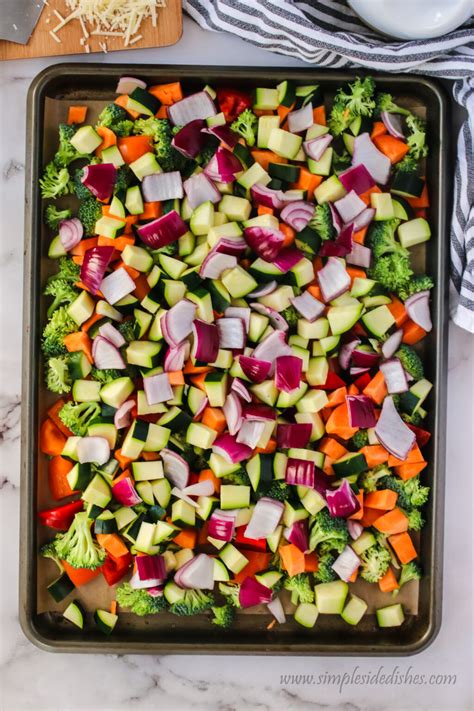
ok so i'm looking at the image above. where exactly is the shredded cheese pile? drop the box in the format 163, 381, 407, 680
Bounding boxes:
47, 0, 166, 52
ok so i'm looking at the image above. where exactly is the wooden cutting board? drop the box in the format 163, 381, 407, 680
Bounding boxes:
0, 0, 182, 61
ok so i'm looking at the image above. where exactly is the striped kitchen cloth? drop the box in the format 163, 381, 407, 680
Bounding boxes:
184, 0, 474, 332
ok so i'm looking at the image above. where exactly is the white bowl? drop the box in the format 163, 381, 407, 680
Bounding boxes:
348, 0, 473, 40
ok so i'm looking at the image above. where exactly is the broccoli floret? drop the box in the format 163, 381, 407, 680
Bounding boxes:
41, 305, 77, 357
40, 540, 64, 572
54, 124, 85, 167
170, 589, 215, 616
375, 92, 411, 118
281, 306, 299, 329
40, 162, 72, 200
360, 544, 391, 583
264, 480, 292, 502
196, 141, 218, 167
393, 562, 421, 596
218, 582, 241, 608
309, 203, 336, 241
406, 115, 428, 160
395, 344, 424, 380
58, 401, 101, 436
96, 103, 134, 137
90, 367, 123, 384
72, 167, 93, 200
401, 410, 425, 427
404, 508, 425, 531
350, 429, 369, 450
44, 278, 79, 318
397, 274, 434, 302
230, 108, 258, 147
359, 464, 391, 493
45, 355, 72, 394
151, 242, 179, 258
114, 165, 134, 194
223, 468, 251, 487
49, 256, 81, 284
44, 204, 72, 230
393, 154, 419, 173
133, 117, 187, 173
329, 76, 376, 135
211, 604, 235, 628
367, 219, 405, 260
117, 318, 136, 343
116, 582, 168, 616
78, 198, 102, 236
378, 475, 429, 510
368, 254, 414, 295
55, 511, 105, 570
284, 573, 314, 604
313, 547, 338, 584
309, 509, 349, 553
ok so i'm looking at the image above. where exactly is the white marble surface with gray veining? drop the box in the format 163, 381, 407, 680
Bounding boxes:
0, 16, 472, 711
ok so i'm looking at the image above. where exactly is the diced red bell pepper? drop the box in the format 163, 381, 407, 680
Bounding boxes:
353, 371, 372, 391
216, 88, 252, 122
320, 370, 346, 391
406, 424, 431, 448
102, 552, 133, 586
234, 526, 267, 552
38, 499, 84, 531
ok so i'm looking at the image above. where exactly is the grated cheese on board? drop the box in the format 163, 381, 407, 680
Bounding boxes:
51, 0, 166, 51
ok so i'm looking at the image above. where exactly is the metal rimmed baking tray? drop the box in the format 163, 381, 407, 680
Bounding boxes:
21, 64, 449, 655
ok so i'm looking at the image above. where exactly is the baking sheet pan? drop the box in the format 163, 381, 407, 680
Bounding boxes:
21, 64, 449, 655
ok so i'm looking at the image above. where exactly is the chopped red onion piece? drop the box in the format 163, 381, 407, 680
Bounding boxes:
250, 303, 288, 332
191, 319, 219, 363
116, 76, 146, 94
200, 250, 237, 279
114, 400, 135, 430
248, 281, 278, 298
231, 378, 252, 402
112, 477, 142, 506
381, 111, 405, 139
405, 291, 432, 332
214, 236, 248, 256
290, 291, 325, 322
182, 480, 215, 498
183, 172, 221, 209
217, 317, 246, 349
303, 134, 333, 161
243, 226, 285, 261
277, 423, 312, 449
59, 218, 83, 251
273, 247, 305, 273
202, 123, 239, 149
162, 299, 197, 347
167, 91, 217, 126
224, 306, 250, 333
338, 338, 361, 370
142, 172, 183, 202
144, 372, 173, 405
287, 103, 313, 133
317, 256, 351, 302
280, 200, 314, 232
382, 330, 403, 359
243, 404, 276, 421
252, 330, 292, 374
347, 520, 364, 540
223, 392, 243, 436
331, 546, 361, 582
239, 576, 273, 608
77, 436, 110, 465
129, 570, 163, 591
239, 356, 272, 383
212, 433, 253, 463
244, 497, 284, 540
285, 458, 315, 488
92, 335, 126, 370
326, 479, 361, 518
208, 509, 237, 542
339, 164, 375, 195
80, 246, 114, 295
351, 348, 379, 368
319, 223, 353, 257
334, 190, 366, 224
346, 395, 377, 428
100, 267, 136, 305
174, 553, 214, 590
374, 396, 416, 460
204, 147, 242, 183
267, 596, 286, 624
171, 119, 206, 158
346, 241, 372, 268
98, 322, 126, 348
137, 210, 188, 249
136, 555, 166, 583
352, 133, 391, 185
275, 355, 303, 393
160, 448, 190, 490
250, 183, 285, 210
236, 420, 266, 449
380, 358, 409, 394
164, 341, 189, 372
352, 206, 375, 231
284, 519, 309, 553
81, 163, 117, 201
171, 487, 200, 508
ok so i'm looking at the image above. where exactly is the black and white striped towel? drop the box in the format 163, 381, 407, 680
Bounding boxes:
184, 0, 474, 332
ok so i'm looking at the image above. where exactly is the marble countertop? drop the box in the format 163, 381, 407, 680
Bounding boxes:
0, 16, 472, 711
